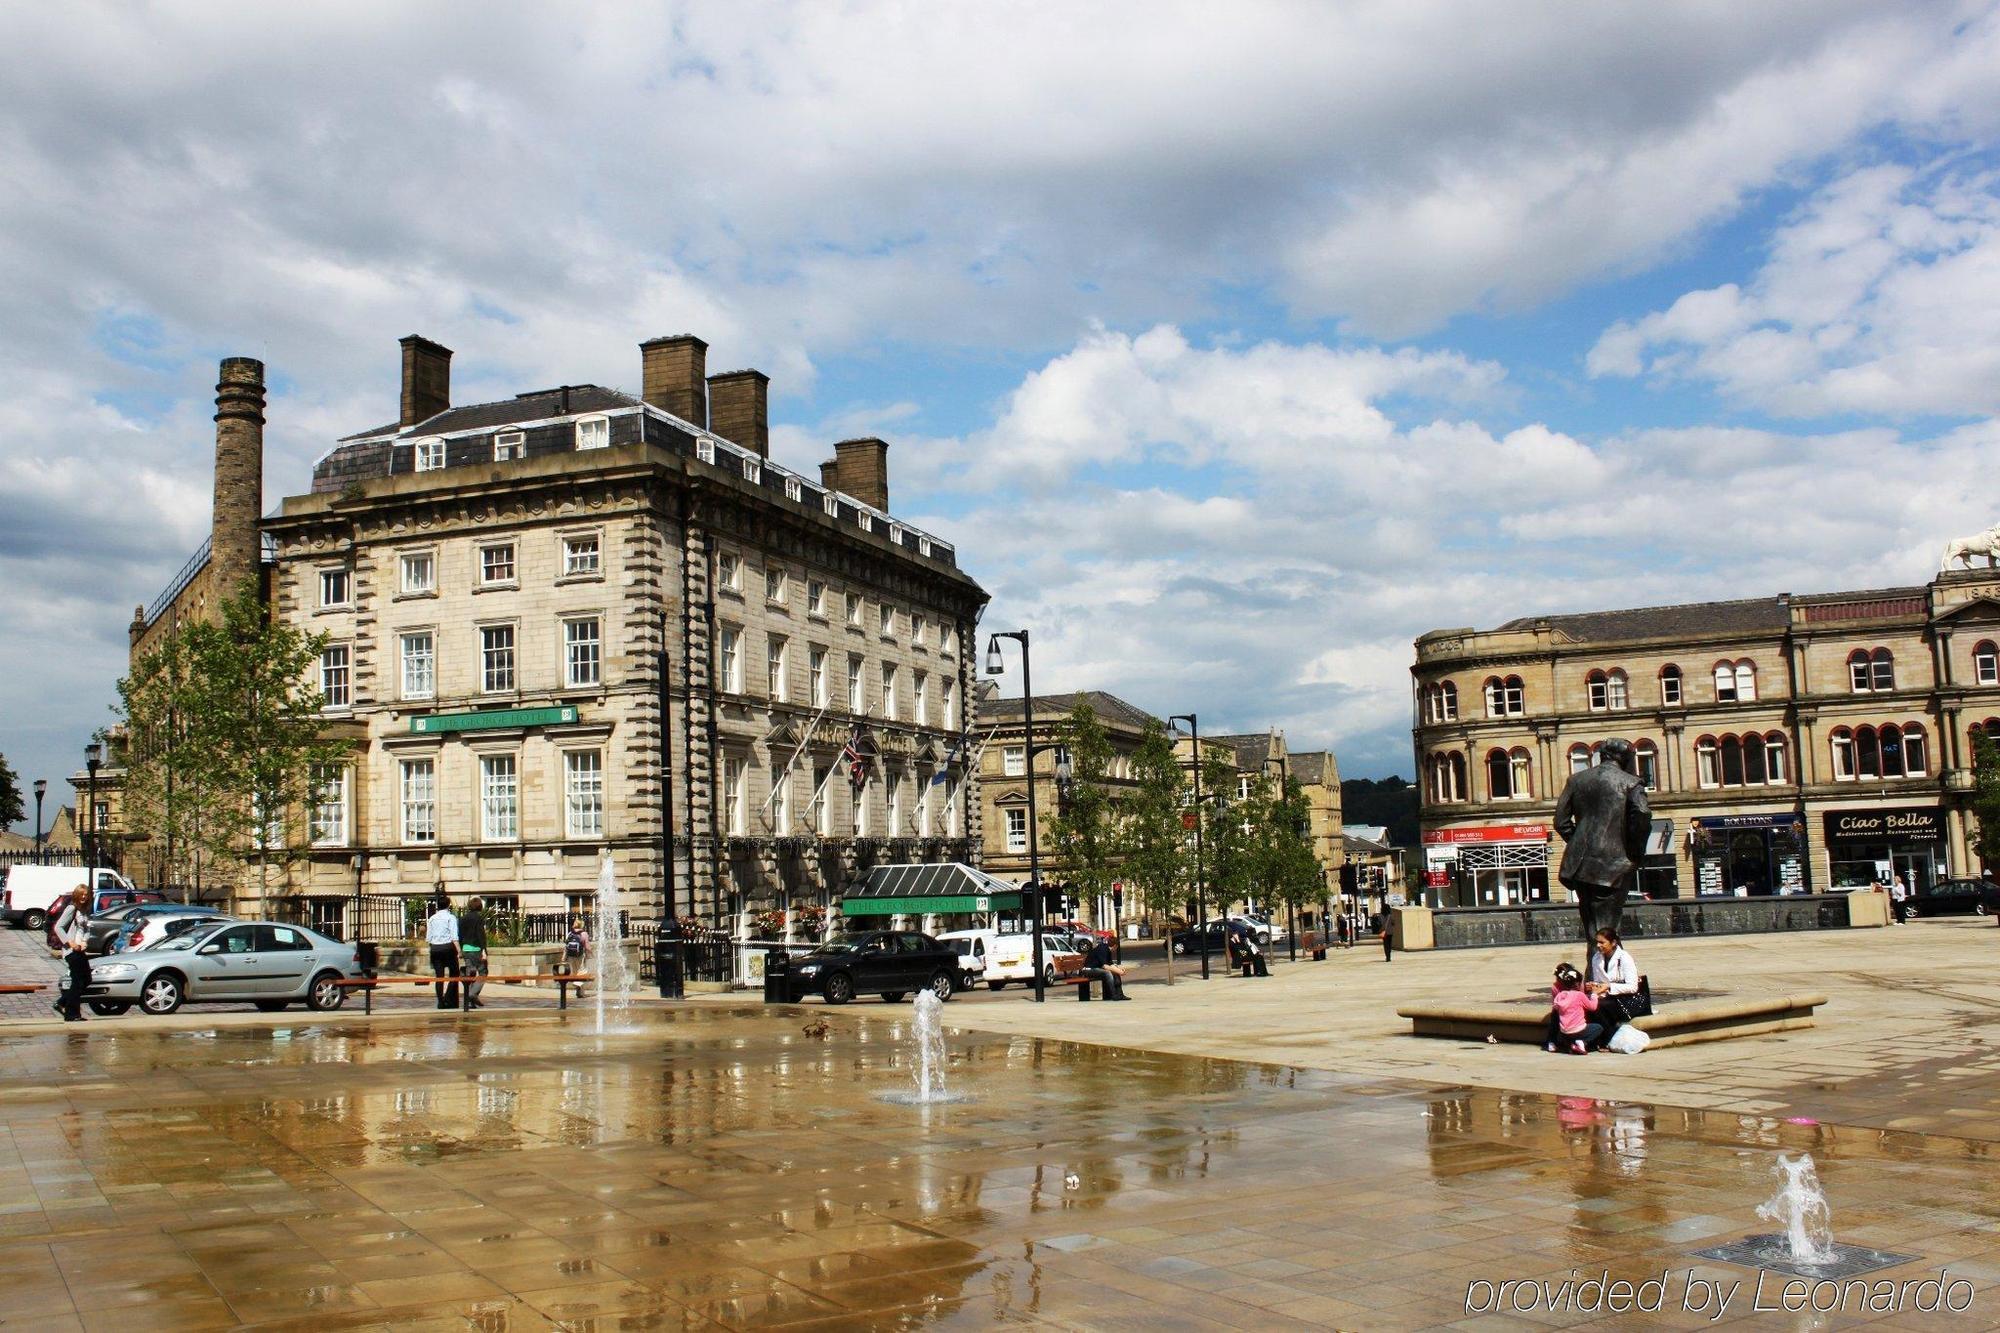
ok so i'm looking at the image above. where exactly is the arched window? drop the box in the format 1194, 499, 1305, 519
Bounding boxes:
1449, 751, 1467, 801
1720, 734, 1745, 786
1502, 675, 1524, 716
1742, 733, 1766, 785
1439, 681, 1458, 721
1713, 662, 1734, 701
1587, 669, 1609, 711
1871, 649, 1894, 692
1429, 751, 1466, 803
1486, 748, 1513, 800
1568, 743, 1591, 775
1851, 648, 1894, 692
1902, 724, 1928, 777
1659, 664, 1683, 706
1831, 727, 1855, 780
1607, 669, 1628, 711
1855, 725, 1881, 779
1735, 660, 1757, 702
1484, 677, 1505, 718
1696, 736, 1719, 788
1879, 724, 1905, 778
1510, 747, 1532, 801
1972, 717, 2000, 748
1847, 649, 1872, 693
1764, 732, 1788, 785
1634, 740, 1659, 791
1976, 641, 1999, 686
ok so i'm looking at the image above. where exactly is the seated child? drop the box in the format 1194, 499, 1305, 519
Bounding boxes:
1545, 962, 1601, 1055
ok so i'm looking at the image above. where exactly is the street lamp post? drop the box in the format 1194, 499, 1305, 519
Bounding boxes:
1167, 714, 1208, 980
986, 630, 1047, 1002
84, 742, 103, 871
33, 779, 47, 864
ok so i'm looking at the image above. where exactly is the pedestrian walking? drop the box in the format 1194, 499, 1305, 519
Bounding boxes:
1381, 920, 1393, 962
1888, 874, 1908, 924
460, 896, 488, 1009
1335, 916, 1350, 949
426, 897, 461, 1009
52, 884, 92, 1022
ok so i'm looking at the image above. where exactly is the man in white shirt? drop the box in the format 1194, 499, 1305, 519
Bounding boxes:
53, 884, 92, 1021
426, 898, 461, 1009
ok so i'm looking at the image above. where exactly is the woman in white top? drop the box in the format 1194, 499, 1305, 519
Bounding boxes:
1584, 928, 1641, 1048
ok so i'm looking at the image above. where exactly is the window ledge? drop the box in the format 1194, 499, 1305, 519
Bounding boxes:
393, 590, 439, 603
555, 573, 604, 587
473, 582, 519, 594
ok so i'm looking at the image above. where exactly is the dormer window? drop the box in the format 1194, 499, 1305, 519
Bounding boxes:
494, 431, 525, 461
858, 512, 873, 532
413, 437, 445, 472
574, 417, 609, 450
784, 477, 802, 501
890, 524, 904, 544
743, 457, 762, 484
918, 536, 932, 556
696, 438, 715, 464
823, 493, 839, 517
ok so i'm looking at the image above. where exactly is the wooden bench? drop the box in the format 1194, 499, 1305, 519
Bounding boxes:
335, 973, 597, 1014
0, 984, 49, 994
1397, 992, 1828, 1048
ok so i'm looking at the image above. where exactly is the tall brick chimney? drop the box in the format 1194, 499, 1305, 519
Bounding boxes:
211, 357, 266, 598
706, 369, 769, 457
641, 334, 708, 427
399, 335, 452, 429
819, 459, 842, 491
833, 437, 890, 511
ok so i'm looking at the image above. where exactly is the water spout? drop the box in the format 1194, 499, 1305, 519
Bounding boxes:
1756, 1153, 1837, 1265
593, 853, 634, 1034
911, 990, 947, 1103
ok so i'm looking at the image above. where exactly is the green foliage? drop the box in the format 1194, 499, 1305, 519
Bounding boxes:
1117, 721, 1190, 927
1198, 747, 1250, 915
1973, 733, 2000, 873
1339, 775, 1418, 846
0, 751, 23, 829
117, 586, 353, 892
1046, 701, 1120, 907
1253, 777, 1325, 916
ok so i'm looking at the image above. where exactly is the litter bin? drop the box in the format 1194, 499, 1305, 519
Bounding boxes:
762, 948, 789, 1003
654, 925, 683, 1000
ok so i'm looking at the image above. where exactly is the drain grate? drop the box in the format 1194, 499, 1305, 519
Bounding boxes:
1692, 1234, 1917, 1280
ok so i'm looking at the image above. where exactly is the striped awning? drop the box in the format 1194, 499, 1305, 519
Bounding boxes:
839, 862, 1023, 916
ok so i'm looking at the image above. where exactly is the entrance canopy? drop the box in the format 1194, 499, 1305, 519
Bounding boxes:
840, 862, 1024, 917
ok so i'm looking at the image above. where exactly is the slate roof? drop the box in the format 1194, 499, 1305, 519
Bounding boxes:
1495, 596, 1791, 644
338, 385, 642, 442
1288, 751, 1339, 786
975, 690, 1158, 731
1207, 732, 1278, 770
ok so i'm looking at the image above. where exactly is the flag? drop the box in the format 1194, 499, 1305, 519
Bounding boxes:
841, 729, 869, 791
931, 734, 964, 785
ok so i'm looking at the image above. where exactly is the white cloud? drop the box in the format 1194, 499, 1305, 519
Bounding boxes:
1590, 163, 2000, 417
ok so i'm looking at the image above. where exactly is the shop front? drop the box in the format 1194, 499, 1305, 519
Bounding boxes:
1691, 813, 1809, 897
1821, 805, 1945, 894
1421, 823, 1550, 907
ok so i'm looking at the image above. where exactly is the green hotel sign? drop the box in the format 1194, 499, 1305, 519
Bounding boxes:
410, 705, 579, 735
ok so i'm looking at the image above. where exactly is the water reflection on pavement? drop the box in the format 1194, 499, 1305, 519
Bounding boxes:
0, 1006, 1994, 1328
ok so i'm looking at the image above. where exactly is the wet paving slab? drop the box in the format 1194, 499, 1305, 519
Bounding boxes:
0, 1006, 1998, 1328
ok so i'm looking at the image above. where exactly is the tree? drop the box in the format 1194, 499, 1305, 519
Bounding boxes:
1248, 777, 1324, 951
118, 587, 352, 900
1045, 701, 1120, 923
1199, 746, 1250, 921
0, 751, 23, 830
1973, 733, 2000, 874
1117, 720, 1190, 983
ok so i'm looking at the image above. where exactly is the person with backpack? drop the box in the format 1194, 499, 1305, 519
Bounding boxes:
460, 897, 488, 1010
51, 884, 92, 1021
564, 917, 590, 995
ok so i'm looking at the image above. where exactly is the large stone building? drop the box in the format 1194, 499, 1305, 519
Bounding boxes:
134, 335, 987, 925
1410, 570, 2000, 907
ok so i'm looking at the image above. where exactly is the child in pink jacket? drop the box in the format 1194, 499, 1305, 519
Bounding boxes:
1546, 962, 1601, 1055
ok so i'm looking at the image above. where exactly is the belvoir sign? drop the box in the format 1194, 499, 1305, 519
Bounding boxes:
1822, 806, 1943, 845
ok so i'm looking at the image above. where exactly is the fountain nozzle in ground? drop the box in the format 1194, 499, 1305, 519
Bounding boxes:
1756, 1152, 1837, 1265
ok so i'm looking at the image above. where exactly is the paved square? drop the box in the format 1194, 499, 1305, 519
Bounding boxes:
3, 995, 1999, 1329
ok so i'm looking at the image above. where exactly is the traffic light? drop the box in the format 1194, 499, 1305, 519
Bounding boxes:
1339, 863, 1358, 894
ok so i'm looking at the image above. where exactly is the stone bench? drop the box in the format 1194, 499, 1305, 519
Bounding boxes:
1396, 992, 1827, 1048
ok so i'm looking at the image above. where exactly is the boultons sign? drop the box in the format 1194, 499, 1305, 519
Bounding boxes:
1823, 806, 1943, 845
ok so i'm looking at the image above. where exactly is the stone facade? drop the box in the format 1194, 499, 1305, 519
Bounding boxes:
1411, 571, 2000, 907
138, 335, 987, 923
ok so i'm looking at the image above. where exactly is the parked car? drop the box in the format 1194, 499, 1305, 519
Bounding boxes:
84, 920, 361, 1016
770, 930, 963, 1005
1050, 919, 1116, 944
935, 928, 1081, 989
1, 866, 155, 931
1229, 913, 1282, 945
1914, 878, 2000, 918
87, 902, 227, 954
1168, 920, 1232, 957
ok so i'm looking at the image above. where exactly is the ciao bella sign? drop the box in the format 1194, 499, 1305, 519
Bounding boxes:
1822, 806, 1943, 845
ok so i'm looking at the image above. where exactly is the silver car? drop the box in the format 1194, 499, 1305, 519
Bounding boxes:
86, 920, 361, 1016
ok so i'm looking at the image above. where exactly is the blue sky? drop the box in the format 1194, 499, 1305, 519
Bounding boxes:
4, 3, 2000, 828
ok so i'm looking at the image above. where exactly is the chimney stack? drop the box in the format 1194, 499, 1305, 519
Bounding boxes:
706, 369, 769, 457
820, 459, 842, 492
211, 357, 266, 598
832, 437, 890, 511
398, 335, 452, 429
640, 334, 708, 427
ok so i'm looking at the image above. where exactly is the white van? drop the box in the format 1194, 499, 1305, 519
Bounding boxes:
935, 928, 1081, 990
1, 866, 141, 931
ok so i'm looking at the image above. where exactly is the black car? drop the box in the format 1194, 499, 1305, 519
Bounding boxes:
770, 930, 961, 1005
1913, 878, 1999, 918
1167, 920, 1232, 957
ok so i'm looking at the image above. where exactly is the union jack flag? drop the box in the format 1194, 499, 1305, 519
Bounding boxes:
840, 730, 870, 790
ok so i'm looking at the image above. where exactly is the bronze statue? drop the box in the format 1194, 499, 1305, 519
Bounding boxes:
1552, 738, 1653, 944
